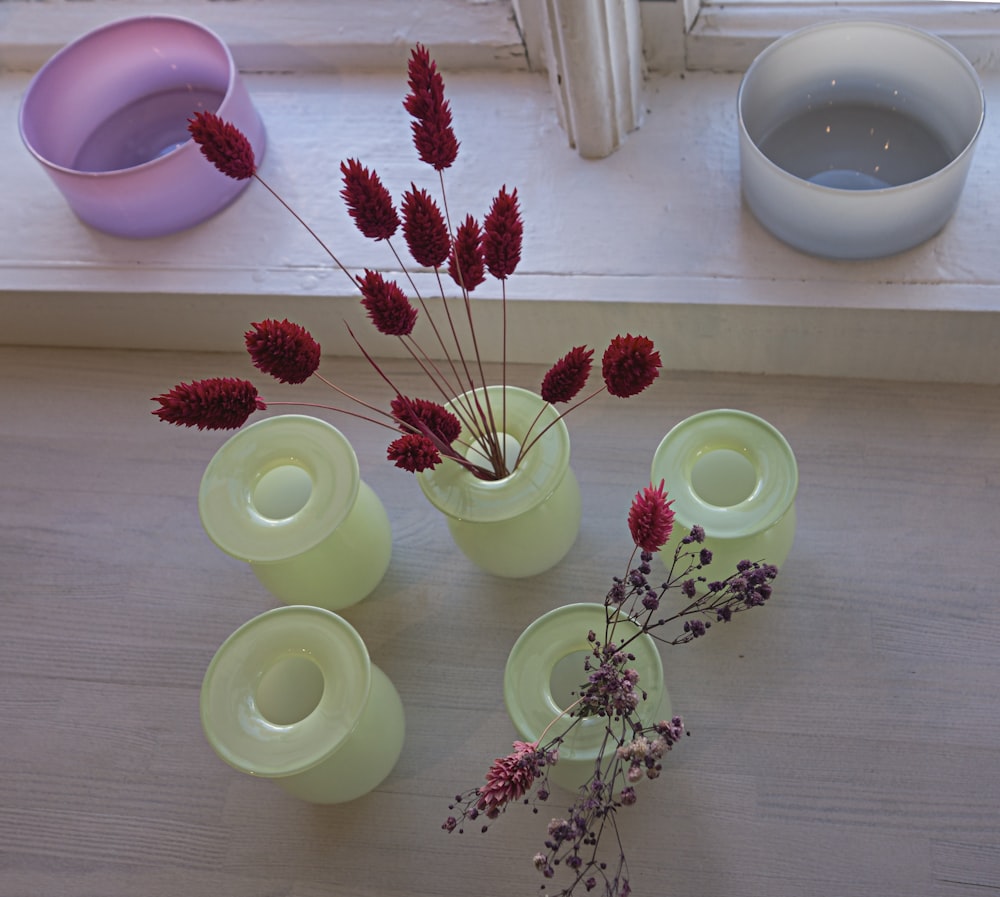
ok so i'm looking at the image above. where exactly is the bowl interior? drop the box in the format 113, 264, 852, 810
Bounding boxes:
21, 16, 233, 173
739, 22, 984, 190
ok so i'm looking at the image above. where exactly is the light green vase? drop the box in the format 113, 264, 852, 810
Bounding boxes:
650, 409, 798, 579
198, 414, 392, 610
503, 602, 669, 792
416, 386, 581, 578
200, 605, 405, 803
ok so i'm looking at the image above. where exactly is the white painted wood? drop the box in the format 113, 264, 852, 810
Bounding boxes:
2, 345, 999, 897
3, 63, 1000, 383
683, 1, 1000, 73
0, 0, 526, 73
538, 0, 645, 157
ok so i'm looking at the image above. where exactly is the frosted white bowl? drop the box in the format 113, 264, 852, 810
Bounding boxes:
738, 21, 984, 259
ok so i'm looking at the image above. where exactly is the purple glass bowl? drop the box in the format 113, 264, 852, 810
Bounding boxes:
18, 15, 266, 239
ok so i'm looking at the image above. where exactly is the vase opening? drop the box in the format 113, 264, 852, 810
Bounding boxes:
252, 464, 314, 521
691, 449, 758, 507
549, 650, 591, 711
461, 431, 522, 479
255, 654, 325, 726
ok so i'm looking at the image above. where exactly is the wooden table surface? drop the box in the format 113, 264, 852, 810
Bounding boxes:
2, 345, 998, 897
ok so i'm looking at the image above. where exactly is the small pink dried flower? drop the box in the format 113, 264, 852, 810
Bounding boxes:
390, 396, 462, 445
245, 319, 321, 384
188, 111, 256, 180
540, 346, 594, 405
356, 270, 418, 336
404, 43, 459, 170
340, 159, 400, 241
476, 741, 542, 818
401, 185, 450, 269
152, 378, 265, 430
387, 432, 442, 472
628, 479, 675, 552
483, 186, 523, 280
448, 215, 485, 292
602, 334, 662, 398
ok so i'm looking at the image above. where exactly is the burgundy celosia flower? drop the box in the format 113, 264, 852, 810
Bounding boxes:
151, 378, 265, 430
628, 480, 675, 552
482, 186, 522, 280
601, 334, 662, 398
448, 215, 485, 292
540, 345, 594, 404
476, 741, 542, 818
340, 159, 400, 241
245, 318, 321, 384
390, 395, 462, 444
387, 433, 442, 472
356, 270, 418, 336
404, 44, 459, 171
187, 111, 256, 180
401, 185, 450, 269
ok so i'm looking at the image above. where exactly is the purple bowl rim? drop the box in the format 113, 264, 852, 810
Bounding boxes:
18, 14, 240, 177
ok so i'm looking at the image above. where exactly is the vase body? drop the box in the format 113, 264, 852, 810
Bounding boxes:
198, 414, 392, 610
503, 602, 669, 792
416, 386, 581, 578
200, 605, 405, 803
650, 409, 798, 579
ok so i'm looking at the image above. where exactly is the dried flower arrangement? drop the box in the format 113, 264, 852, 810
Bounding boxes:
152, 45, 662, 479
444, 482, 779, 896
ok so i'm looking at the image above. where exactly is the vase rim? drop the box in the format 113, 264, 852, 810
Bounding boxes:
651, 408, 798, 538
416, 385, 572, 523
200, 605, 372, 778
503, 602, 666, 764
198, 414, 361, 563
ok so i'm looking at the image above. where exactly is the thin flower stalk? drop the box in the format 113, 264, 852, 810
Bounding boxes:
444, 484, 780, 897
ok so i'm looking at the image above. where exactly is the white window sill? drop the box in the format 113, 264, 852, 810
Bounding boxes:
3, 66, 999, 384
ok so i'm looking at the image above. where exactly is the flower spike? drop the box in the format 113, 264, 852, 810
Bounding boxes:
541, 346, 594, 404
390, 396, 462, 444
476, 741, 542, 818
187, 111, 256, 180
152, 378, 265, 430
340, 159, 400, 241
628, 480, 675, 552
357, 271, 419, 336
448, 215, 485, 292
602, 334, 662, 398
483, 186, 523, 280
245, 319, 321, 384
404, 43, 459, 170
387, 432, 442, 472
402, 185, 450, 269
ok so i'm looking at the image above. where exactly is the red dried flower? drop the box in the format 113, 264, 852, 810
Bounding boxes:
448, 215, 485, 292
340, 159, 400, 241
387, 432, 442, 472
601, 334, 662, 398
187, 111, 256, 180
628, 480, 675, 552
390, 395, 462, 444
404, 44, 459, 170
402, 185, 450, 269
245, 319, 321, 384
483, 186, 523, 280
541, 345, 594, 404
476, 741, 542, 819
357, 271, 418, 336
151, 378, 265, 430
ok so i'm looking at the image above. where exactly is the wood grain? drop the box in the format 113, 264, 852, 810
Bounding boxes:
1, 346, 998, 897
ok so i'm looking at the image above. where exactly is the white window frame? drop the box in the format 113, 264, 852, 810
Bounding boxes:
3, 0, 999, 383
